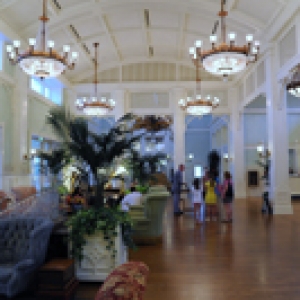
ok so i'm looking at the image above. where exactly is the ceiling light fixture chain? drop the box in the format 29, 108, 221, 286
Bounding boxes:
94, 42, 99, 98
76, 43, 115, 116
6, 0, 78, 79
189, 0, 260, 79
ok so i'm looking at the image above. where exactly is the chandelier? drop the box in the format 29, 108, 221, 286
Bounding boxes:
179, 55, 220, 116
287, 64, 300, 97
190, 0, 260, 79
6, 0, 78, 79
76, 43, 115, 116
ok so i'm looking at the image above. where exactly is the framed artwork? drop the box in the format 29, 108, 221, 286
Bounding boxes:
247, 170, 259, 187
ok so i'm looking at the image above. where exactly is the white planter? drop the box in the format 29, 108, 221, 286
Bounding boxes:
75, 226, 128, 281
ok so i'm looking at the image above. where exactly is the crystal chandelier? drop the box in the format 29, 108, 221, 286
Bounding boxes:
6, 0, 78, 79
76, 43, 115, 116
287, 64, 300, 97
190, 0, 260, 79
179, 54, 220, 116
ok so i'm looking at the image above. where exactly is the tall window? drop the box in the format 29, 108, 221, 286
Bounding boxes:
31, 136, 61, 191
30, 77, 63, 105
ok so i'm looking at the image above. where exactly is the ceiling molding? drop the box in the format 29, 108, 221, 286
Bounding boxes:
20, 0, 264, 37
71, 57, 222, 83
177, 13, 188, 60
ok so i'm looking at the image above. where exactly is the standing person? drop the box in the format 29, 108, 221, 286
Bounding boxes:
202, 168, 209, 199
172, 164, 185, 216
191, 178, 203, 224
221, 171, 234, 222
205, 176, 218, 221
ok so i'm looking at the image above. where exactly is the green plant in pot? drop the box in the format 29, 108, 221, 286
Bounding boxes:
39, 107, 140, 260
67, 206, 135, 261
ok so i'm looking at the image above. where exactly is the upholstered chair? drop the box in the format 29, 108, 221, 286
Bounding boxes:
128, 185, 170, 244
0, 217, 53, 298
94, 261, 149, 300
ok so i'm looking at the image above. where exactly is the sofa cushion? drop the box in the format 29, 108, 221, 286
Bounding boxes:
0, 265, 14, 283
95, 261, 149, 300
0, 247, 14, 264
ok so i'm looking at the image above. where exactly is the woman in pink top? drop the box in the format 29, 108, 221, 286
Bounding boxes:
221, 171, 234, 222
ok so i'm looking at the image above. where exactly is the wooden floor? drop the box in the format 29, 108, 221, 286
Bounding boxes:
9, 198, 300, 300
74, 198, 300, 300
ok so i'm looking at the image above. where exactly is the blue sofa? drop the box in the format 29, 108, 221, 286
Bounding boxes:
0, 217, 53, 298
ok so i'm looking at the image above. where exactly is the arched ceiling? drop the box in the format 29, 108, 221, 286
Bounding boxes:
0, 0, 288, 84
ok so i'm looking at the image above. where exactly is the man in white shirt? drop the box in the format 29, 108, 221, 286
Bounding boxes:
121, 186, 142, 211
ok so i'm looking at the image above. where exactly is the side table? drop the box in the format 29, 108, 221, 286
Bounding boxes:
37, 259, 78, 300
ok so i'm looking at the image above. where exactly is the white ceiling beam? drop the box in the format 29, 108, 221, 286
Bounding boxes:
21, 2, 91, 36
21, 0, 263, 38
92, 0, 122, 61
48, 0, 60, 17
64, 28, 94, 69
141, 9, 151, 58
177, 13, 188, 60
96, 13, 122, 61
0, 0, 17, 11
226, 0, 239, 12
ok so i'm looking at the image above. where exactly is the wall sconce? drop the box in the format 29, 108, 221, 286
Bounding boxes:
223, 153, 232, 162
23, 149, 37, 161
256, 143, 271, 158
186, 153, 194, 161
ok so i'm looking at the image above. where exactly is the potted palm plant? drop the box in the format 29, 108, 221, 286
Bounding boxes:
39, 107, 139, 280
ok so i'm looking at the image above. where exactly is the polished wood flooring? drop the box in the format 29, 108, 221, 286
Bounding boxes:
75, 198, 300, 300
9, 198, 300, 300
129, 199, 300, 300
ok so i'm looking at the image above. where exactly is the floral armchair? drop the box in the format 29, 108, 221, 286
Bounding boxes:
0, 217, 53, 298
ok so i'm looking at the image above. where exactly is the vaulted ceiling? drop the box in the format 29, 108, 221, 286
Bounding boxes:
0, 0, 288, 83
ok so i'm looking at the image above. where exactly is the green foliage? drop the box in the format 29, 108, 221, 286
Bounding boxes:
57, 185, 69, 196
127, 151, 166, 186
135, 185, 149, 194
39, 107, 139, 207
39, 149, 71, 175
67, 207, 136, 261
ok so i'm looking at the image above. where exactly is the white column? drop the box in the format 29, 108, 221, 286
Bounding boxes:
112, 89, 127, 121
64, 88, 77, 115
12, 68, 29, 175
171, 87, 187, 172
265, 49, 292, 214
228, 87, 247, 199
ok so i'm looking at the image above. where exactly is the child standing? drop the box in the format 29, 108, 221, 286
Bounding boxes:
191, 178, 203, 224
